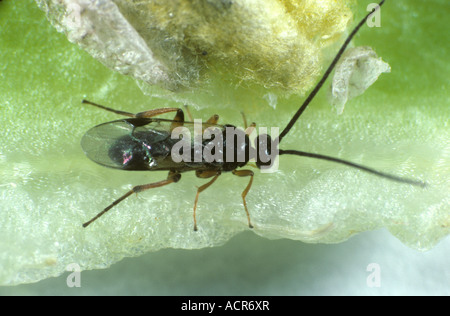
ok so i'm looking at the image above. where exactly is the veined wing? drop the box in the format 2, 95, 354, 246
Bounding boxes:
81, 118, 225, 169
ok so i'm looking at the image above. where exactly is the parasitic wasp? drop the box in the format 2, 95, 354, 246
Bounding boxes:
81, 0, 425, 231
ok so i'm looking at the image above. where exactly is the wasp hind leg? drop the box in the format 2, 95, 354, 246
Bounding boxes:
192, 170, 221, 231
82, 99, 182, 120
232, 169, 254, 229
169, 109, 185, 131
183, 105, 194, 121
82, 171, 181, 228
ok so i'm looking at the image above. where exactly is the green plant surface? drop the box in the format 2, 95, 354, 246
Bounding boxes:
0, 0, 448, 285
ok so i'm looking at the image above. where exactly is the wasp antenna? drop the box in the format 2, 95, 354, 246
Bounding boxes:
279, 149, 426, 188
278, 0, 385, 143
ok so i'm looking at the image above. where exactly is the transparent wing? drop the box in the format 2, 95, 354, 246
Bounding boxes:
81, 118, 171, 169
81, 118, 225, 169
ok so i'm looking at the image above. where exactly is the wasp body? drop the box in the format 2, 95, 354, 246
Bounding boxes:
81, 108, 259, 230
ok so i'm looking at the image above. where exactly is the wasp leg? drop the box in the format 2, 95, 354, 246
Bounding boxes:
245, 122, 256, 136
232, 169, 255, 229
193, 170, 221, 231
82, 171, 181, 228
135, 108, 182, 119
203, 114, 220, 133
82, 99, 181, 119
82, 99, 136, 117
170, 109, 185, 131
241, 111, 248, 129
183, 105, 194, 122
206, 114, 219, 125
241, 111, 256, 135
